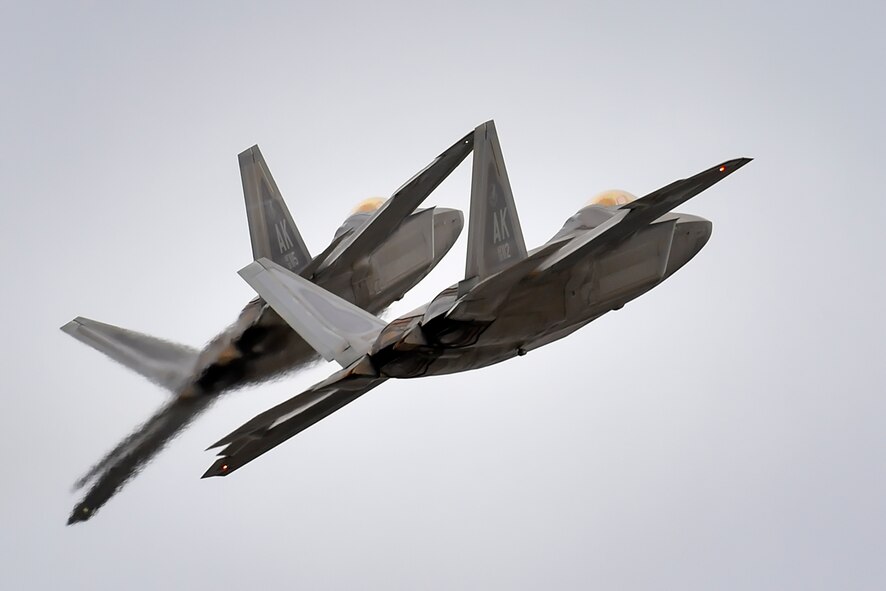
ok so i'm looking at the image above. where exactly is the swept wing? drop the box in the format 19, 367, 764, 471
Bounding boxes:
316, 130, 474, 275
203, 366, 385, 477
540, 158, 751, 272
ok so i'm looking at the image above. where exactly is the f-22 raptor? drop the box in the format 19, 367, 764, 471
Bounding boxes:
63, 131, 473, 523
204, 120, 751, 477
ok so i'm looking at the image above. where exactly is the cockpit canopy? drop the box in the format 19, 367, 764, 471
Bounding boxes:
350, 197, 387, 215
335, 197, 389, 238
586, 189, 637, 207
549, 189, 638, 241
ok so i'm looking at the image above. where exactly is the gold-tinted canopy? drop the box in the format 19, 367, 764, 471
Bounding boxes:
586, 189, 637, 207
350, 197, 387, 215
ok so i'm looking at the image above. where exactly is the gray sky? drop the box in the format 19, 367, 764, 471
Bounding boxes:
2, 1, 884, 589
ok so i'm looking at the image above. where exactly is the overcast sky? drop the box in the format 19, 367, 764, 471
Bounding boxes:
2, 2, 884, 589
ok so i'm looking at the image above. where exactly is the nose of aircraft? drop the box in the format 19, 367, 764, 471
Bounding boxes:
432, 207, 464, 258
665, 214, 712, 277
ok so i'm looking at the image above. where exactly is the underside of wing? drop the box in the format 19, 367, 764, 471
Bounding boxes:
69, 395, 215, 524
317, 129, 474, 275
203, 366, 386, 478
540, 158, 751, 273
620, 158, 752, 226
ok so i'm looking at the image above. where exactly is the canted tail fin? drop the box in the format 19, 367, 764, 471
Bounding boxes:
60, 317, 199, 391
465, 120, 527, 282
239, 145, 311, 273
238, 258, 386, 368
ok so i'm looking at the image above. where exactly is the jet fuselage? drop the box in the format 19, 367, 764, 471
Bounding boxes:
369, 209, 710, 379
64, 131, 474, 524
202, 121, 749, 482
189, 206, 463, 394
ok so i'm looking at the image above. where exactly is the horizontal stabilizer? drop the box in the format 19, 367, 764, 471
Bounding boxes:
239, 258, 386, 367
317, 129, 474, 275
204, 368, 386, 477
61, 317, 198, 391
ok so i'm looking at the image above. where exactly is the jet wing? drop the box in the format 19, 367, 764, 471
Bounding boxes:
620, 158, 752, 228
69, 395, 214, 524
540, 158, 751, 272
316, 130, 474, 275
203, 365, 386, 477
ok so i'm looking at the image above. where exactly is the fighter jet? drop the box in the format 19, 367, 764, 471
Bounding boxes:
63, 131, 473, 523
203, 120, 751, 478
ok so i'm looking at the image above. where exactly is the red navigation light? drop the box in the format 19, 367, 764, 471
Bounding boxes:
719, 166, 726, 172
221, 464, 229, 472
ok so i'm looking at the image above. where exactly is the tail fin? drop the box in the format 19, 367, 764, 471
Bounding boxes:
239, 145, 311, 273
465, 120, 527, 282
60, 317, 199, 391
238, 258, 386, 368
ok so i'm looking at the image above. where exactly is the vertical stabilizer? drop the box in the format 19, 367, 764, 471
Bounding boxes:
465, 120, 527, 282
239, 145, 311, 273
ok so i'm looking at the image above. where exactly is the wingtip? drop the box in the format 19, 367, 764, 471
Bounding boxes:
202, 458, 234, 479
716, 158, 753, 174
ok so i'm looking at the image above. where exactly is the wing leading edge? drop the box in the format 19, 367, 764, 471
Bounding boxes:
539, 158, 752, 273
316, 129, 475, 275
203, 367, 386, 477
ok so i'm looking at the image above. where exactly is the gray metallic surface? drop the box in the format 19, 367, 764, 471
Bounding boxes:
63, 130, 472, 523
208, 120, 750, 477
60, 317, 199, 391
239, 145, 311, 273
465, 121, 527, 280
